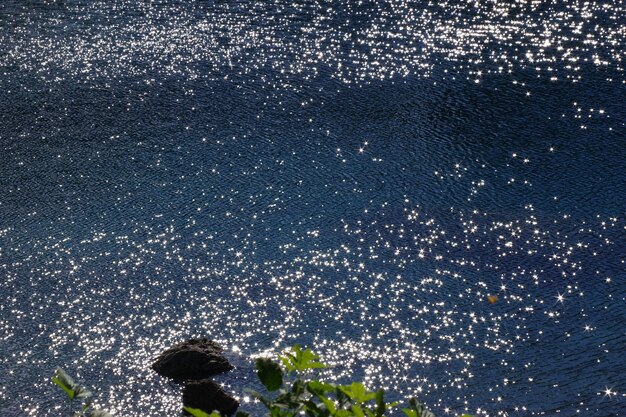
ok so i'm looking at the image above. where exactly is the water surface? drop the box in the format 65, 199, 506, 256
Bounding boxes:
0, 1, 624, 416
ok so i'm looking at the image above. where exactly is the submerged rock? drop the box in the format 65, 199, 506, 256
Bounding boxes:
183, 379, 239, 416
152, 338, 234, 380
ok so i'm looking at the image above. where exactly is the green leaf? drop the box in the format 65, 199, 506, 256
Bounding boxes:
52, 367, 77, 399
335, 388, 350, 408
374, 389, 385, 417
302, 399, 323, 415
235, 413, 251, 417
90, 410, 114, 417
339, 382, 376, 403
318, 395, 337, 414
279, 345, 326, 373
183, 407, 221, 417
351, 405, 366, 417
256, 358, 284, 392
52, 368, 92, 400
306, 380, 335, 395
291, 379, 306, 396
73, 386, 92, 400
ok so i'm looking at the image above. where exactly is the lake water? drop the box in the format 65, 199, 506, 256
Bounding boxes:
0, 1, 624, 416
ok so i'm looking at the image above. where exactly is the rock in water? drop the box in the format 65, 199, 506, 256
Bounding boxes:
183, 379, 239, 416
152, 338, 234, 380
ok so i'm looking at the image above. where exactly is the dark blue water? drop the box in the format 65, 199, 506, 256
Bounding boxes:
0, 1, 624, 416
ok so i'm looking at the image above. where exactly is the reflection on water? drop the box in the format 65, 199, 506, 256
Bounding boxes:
0, 1, 624, 417
0, 0, 624, 82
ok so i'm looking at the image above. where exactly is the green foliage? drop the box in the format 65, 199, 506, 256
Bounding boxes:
338, 382, 377, 403
238, 345, 471, 417
51, 368, 112, 417
279, 344, 326, 373
223, 345, 466, 417
52, 367, 92, 400
256, 358, 284, 391
184, 407, 224, 417
50, 346, 472, 417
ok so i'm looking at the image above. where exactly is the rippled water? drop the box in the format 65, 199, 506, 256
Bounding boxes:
0, 1, 624, 416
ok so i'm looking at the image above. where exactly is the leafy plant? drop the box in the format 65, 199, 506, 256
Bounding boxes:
52, 367, 113, 417
214, 345, 466, 417
183, 408, 223, 417
52, 346, 473, 417
279, 344, 326, 373
256, 358, 283, 391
